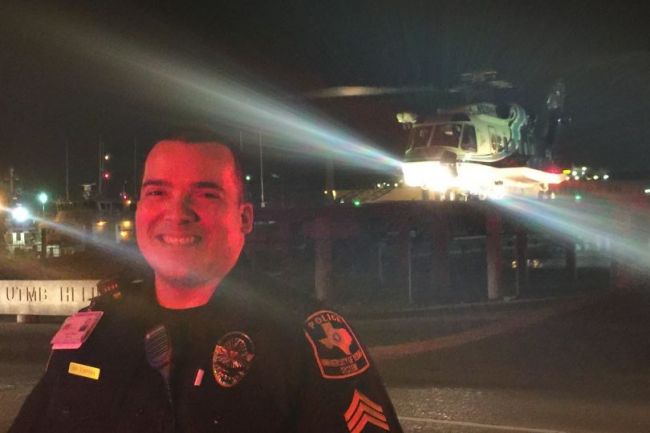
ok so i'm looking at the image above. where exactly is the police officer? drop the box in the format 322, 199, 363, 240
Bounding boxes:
9, 130, 403, 433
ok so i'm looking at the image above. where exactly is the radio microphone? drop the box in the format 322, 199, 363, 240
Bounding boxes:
144, 325, 172, 386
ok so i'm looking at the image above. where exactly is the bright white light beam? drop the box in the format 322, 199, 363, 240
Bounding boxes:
12, 6, 403, 174
493, 194, 650, 274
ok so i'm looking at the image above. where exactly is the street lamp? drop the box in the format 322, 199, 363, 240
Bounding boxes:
37, 192, 48, 214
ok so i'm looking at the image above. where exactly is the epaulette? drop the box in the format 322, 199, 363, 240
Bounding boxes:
88, 277, 145, 310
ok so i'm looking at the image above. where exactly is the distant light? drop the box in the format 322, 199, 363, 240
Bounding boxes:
353, 199, 361, 207
96, 220, 107, 227
581, 166, 587, 172
245, 174, 252, 182
593, 175, 599, 180
104, 153, 111, 161
562, 169, 572, 175
396, 112, 418, 124
603, 174, 610, 180
102, 171, 111, 180
573, 176, 580, 180
125, 199, 133, 206
575, 194, 582, 201
37, 192, 48, 204
323, 190, 328, 195
11, 205, 31, 223
121, 220, 132, 229
487, 186, 506, 200
119, 230, 130, 240
571, 171, 577, 176
332, 190, 337, 199
376, 183, 381, 188
394, 183, 399, 187
550, 192, 556, 200
644, 189, 650, 195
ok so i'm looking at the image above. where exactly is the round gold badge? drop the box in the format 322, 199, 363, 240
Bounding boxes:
212, 332, 255, 388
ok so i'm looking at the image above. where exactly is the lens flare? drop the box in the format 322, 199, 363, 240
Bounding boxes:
8, 6, 402, 174
493, 194, 650, 274
1, 204, 142, 263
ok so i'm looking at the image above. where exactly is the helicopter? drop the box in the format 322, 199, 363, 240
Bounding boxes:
307, 71, 568, 198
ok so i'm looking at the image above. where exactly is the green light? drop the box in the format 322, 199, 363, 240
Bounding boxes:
353, 199, 361, 207
37, 192, 48, 204
575, 194, 582, 201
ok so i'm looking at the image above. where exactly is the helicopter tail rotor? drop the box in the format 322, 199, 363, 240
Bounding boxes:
538, 79, 567, 157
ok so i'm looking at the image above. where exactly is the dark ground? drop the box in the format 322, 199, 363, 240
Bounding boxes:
1, 288, 648, 433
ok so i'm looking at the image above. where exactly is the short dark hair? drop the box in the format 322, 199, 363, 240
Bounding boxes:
156, 126, 246, 202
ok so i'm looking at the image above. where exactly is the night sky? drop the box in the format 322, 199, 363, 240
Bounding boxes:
0, 0, 649, 202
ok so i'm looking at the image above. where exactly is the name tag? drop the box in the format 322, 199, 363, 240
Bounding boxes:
68, 362, 101, 380
51, 311, 103, 350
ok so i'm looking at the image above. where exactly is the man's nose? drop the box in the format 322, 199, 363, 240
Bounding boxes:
164, 195, 198, 223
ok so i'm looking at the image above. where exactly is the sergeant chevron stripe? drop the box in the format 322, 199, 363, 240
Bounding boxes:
344, 390, 390, 433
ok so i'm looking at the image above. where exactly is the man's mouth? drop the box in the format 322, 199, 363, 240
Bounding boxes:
156, 235, 201, 246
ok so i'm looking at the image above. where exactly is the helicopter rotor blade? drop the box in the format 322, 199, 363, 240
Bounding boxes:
489, 80, 515, 89
303, 85, 447, 99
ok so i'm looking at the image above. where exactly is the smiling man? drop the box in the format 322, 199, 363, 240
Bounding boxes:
136, 139, 253, 309
10, 129, 403, 433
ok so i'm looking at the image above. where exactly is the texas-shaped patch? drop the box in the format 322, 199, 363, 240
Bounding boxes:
304, 310, 370, 379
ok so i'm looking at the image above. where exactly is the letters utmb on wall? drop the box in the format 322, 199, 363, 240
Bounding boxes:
0, 281, 100, 316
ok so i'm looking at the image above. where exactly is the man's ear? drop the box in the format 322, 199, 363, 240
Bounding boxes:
240, 202, 254, 234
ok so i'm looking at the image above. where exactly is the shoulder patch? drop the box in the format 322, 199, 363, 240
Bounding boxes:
303, 310, 370, 379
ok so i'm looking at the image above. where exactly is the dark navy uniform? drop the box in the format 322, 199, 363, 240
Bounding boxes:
9, 265, 403, 433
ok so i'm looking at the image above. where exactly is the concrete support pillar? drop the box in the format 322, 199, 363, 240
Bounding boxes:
305, 213, 359, 303
397, 228, 414, 303
324, 158, 335, 204
430, 209, 451, 300
377, 240, 386, 288
564, 240, 577, 283
313, 217, 333, 302
515, 227, 528, 297
610, 208, 634, 290
486, 208, 503, 300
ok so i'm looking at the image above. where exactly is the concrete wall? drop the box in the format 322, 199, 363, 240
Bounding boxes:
0, 280, 99, 316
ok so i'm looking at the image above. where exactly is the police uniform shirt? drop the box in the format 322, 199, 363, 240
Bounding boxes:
9, 266, 403, 433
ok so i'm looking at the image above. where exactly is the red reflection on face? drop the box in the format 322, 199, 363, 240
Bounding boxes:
136, 141, 253, 290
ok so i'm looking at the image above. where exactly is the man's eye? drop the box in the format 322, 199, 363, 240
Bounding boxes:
144, 189, 165, 197
200, 191, 220, 199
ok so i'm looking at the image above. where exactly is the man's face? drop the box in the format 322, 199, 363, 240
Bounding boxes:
136, 140, 253, 288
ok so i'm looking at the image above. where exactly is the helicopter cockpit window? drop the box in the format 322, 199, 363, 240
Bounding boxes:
432, 123, 462, 148
460, 125, 477, 152
409, 126, 433, 148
